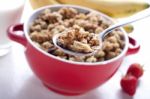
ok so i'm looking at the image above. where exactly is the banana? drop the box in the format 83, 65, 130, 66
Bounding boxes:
29, 0, 149, 18
56, 0, 150, 18
29, 0, 59, 9
123, 25, 134, 33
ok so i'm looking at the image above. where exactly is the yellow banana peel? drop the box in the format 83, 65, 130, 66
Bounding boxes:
29, 0, 59, 9
57, 0, 150, 18
29, 0, 149, 18
123, 25, 134, 33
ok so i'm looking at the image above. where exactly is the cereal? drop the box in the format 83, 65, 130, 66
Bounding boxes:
94, 50, 105, 58
41, 41, 53, 51
106, 51, 116, 59
86, 56, 97, 62
30, 31, 51, 43
59, 7, 78, 19
70, 41, 93, 53
53, 49, 65, 56
107, 36, 118, 43
102, 42, 114, 51
29, 7, 125, 62
95, 27, 104, 34
30, 24, 41, 32
69, 56, 85, 62
57, 27, 99, 53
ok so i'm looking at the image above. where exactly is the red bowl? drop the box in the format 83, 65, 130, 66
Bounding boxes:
7, 5, 140, 95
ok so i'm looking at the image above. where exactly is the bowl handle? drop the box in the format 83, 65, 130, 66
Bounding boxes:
126, 36, 140, 56
7, 24, 27, 47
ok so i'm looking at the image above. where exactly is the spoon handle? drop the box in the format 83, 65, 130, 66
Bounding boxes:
100, 8, 150, 39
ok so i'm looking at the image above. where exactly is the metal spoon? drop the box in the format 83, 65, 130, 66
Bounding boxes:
52, 8, 150, 56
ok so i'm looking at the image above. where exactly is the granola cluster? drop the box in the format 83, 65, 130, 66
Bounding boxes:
29, 7, 125, 62
57, 25, 100, 53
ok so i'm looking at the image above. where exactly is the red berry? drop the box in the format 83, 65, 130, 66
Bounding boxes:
127, 63, 144, 78
120, 75, 138, 96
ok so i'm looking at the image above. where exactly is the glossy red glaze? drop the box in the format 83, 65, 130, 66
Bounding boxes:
7, 24, 27, 46
26, 42, 124, 94
126, 37, 140, 55
7, 23, 139, 95
7, 5, 140, 95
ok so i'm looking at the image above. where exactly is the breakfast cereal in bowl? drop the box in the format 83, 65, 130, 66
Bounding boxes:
29, 7, 125, 62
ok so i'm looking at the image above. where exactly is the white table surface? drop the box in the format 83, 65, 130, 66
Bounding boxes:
1, 0, 150, 99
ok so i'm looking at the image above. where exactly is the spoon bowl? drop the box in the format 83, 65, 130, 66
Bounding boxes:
52, 32, 102, 56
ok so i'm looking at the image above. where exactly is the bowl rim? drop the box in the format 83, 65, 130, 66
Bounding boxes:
24, 4, 129, 66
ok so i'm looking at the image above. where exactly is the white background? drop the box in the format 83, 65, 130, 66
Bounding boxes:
0, 0, 150, 99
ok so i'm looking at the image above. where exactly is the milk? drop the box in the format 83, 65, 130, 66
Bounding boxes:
0, 0, 25, 56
